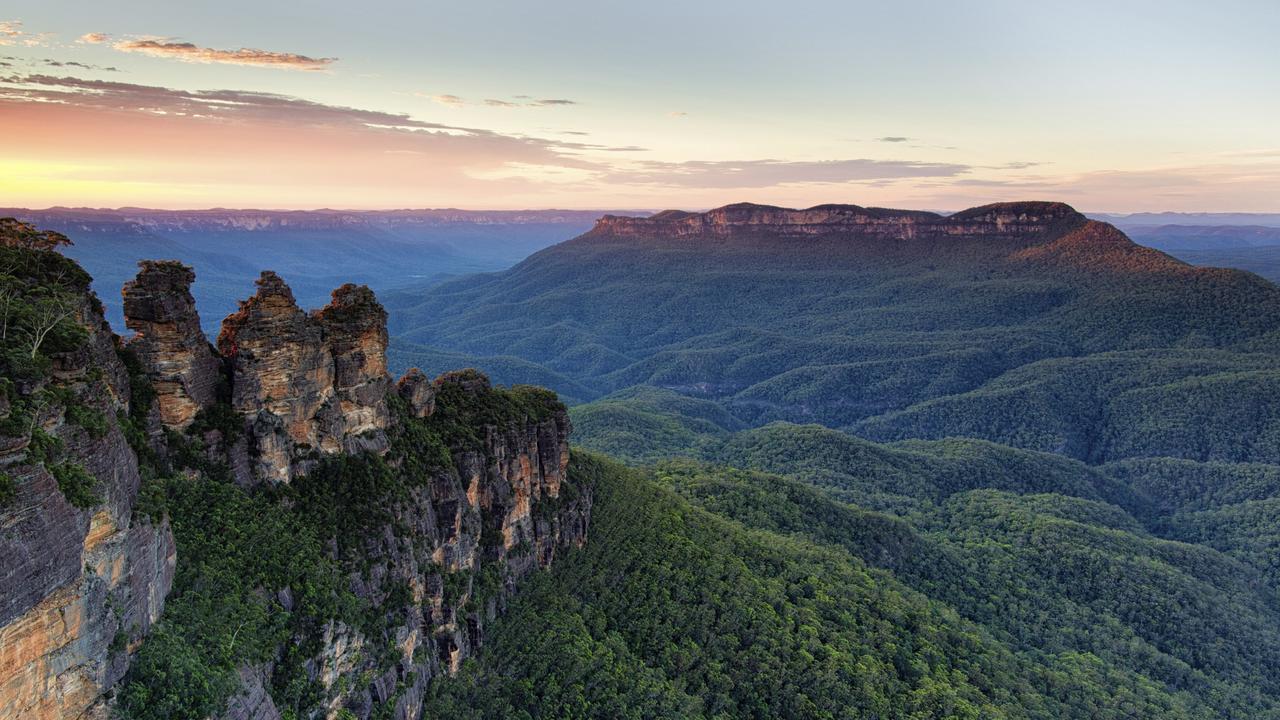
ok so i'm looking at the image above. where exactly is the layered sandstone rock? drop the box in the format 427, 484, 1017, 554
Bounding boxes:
286, 370, 587, 720
589, 200, 1086, 241
395, 368, 435, 418
316, 284, 390, 444
121, 261, 222, 429
212, 272, 391, 482
3, 256, 592, 720
0, 287, 175, 720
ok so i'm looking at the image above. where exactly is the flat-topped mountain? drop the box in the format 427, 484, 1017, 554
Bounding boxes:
388, 199, 1280, 464
590, 200, 1083, 239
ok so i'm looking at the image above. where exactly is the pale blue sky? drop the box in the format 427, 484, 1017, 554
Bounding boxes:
2, 1, 1278, 209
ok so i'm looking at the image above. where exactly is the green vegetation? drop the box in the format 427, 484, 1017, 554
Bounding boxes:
117, 371, 566, 719
388, 217, 1280, 464
0, 471, 14, 508
424, 368, 565, 451
423, 453, 1250, 718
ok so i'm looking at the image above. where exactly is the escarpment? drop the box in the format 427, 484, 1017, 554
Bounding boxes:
0, 249, 175, 720
116, 263, 590, 719
121, 260, 222, 430
3, 245, 592, 720
589, 200, 1088, 241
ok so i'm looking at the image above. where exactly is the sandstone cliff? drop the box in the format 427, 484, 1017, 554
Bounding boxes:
114, 263, 590, 719
0, 257, 175, 720
2, 248, 593, 720
588, 200, 1087, 241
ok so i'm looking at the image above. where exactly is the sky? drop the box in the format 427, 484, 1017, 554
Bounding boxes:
2, 1, 1279, 211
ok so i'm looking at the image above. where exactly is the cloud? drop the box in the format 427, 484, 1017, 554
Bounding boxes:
0, 73, 621, 207
110, 38, 336, 70
990, 161, 1044, 170
602, 158, 971, 189
42, 59, 120, 72
486, 97, 576, 108
430, 94, 465, 107
78, 32, 110, 44
668, 111, 688, 118
0, 20, 52, 47
877, 136, 911, 143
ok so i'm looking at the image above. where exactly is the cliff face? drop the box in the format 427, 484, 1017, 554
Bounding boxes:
121, 261, 222, 429
113, 263, 590, 719
0, 275, 175, 720
588, 200, 1087, 241
276, 373, 587, 720
216, 271, 383, 483
2, 245, 593, 720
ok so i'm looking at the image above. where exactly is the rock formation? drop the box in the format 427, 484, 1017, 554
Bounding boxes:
122, 260, 222, 429
205, 272, 391, 482
0, 276, 175, 720
395, 368, 435, 418
3, 251, 592, 720
589, 200, 1087, 241
279, 370, 587, 719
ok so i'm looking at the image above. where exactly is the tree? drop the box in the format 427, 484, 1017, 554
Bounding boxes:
0, 218, 72, 251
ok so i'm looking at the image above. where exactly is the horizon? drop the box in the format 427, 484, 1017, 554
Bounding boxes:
4, 1, 1280, 211
9, 203, 1280, 218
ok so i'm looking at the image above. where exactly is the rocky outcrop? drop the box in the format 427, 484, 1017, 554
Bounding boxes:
119, 269, 393, 484
3, 251, 592, 720
295, 370, 588, 719
316, 284, 391, 444
122, 260, 222, 429
395, 368, 435, 418
0, 283, 175, 720
589, 200, 1087, 242
209, 272, 391, 483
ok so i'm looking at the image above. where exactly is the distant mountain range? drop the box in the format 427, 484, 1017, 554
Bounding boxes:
1091, 211, 1280, 227
1087, 215, 1280, 282
0, 207, 643, 333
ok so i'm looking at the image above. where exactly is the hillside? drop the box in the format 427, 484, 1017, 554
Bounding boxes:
420, 453, 1280, 718
387, 201, 1280, 464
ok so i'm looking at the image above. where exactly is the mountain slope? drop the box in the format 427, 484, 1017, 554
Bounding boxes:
422, 454, 1270, 719
387, 201, 1280, 463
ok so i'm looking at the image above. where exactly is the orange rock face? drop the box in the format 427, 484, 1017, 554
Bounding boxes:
216, 272, 392, 482
122, 260, 222, 429
1, 287, 176, 720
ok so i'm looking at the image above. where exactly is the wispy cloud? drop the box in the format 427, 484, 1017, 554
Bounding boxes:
78, 32, 110, 44
0, 20, 53, 47
877, 136, 911, 143
603, 158, 971, 189
420, 95, 578, 109
109, 38, 336, 70
668, 111, 688, 118
42, 59, 119, 72
430, 93, 465, 107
